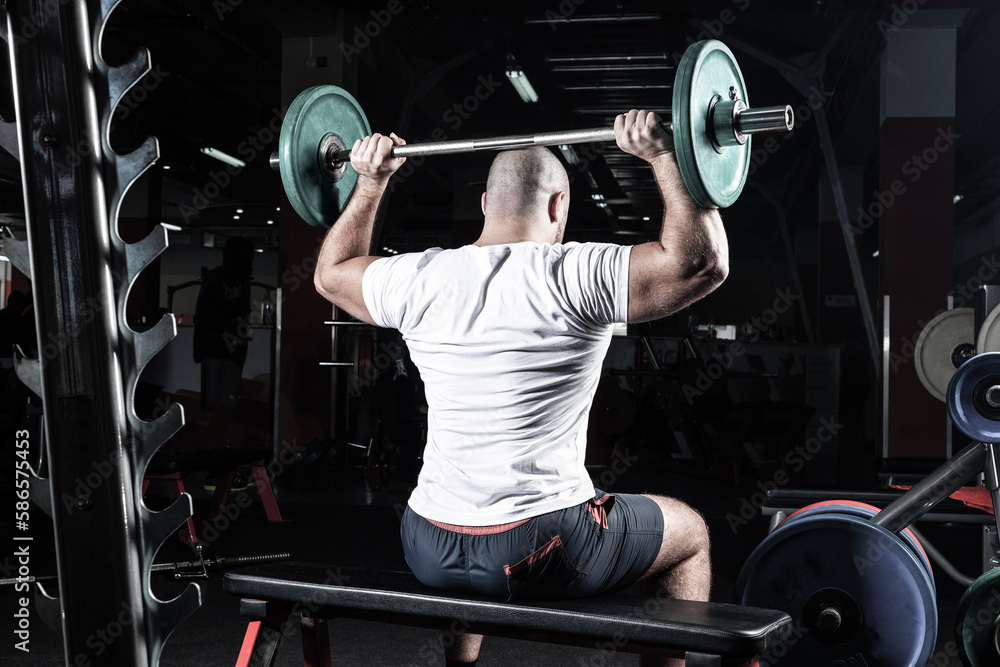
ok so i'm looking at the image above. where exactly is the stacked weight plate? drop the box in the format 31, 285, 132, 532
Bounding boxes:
734, 501, 937, 666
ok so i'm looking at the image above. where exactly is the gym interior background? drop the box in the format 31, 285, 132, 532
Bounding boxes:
0, 0, 997, 665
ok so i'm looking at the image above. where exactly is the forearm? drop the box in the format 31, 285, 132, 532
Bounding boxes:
317, 178, 386, 268
648, 153, 728, 281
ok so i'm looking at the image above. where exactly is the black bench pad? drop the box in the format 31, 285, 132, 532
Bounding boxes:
224, 562, 791, 657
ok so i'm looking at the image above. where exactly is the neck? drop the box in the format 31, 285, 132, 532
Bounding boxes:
474, 216, 553, 247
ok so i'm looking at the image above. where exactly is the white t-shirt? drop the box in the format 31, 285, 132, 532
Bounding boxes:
362, 242, 631, 525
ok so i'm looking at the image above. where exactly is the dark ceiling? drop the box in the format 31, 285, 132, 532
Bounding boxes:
0, 1, 997, 261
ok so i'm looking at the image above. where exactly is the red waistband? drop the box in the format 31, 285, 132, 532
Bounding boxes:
424, 493, 616, 534
426, 518, 531, 535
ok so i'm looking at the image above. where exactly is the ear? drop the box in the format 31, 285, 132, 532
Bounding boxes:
548, 191, 567, 223
481, 192, 487, 215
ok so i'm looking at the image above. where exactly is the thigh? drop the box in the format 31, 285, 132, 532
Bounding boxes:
637, 493, 710, 580
561, 491, 664, 596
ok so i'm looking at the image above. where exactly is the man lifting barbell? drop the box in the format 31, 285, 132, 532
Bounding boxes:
313, 109, 727, 667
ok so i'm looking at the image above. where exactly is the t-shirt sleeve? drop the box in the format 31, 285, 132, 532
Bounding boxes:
362, 251, 440, 330
556, 243, 632, 326
362, 254, 410, 329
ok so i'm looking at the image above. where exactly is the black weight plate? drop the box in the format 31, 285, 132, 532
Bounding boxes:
734, 513, 937, 666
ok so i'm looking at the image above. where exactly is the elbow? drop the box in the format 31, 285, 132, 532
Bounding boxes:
314, 265, 337, 302
703, 250, 729, 289
682, 242, 728, 289
698, 220, 729, 290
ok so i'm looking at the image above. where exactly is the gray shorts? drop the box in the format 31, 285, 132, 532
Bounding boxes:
401, 489, 664, 600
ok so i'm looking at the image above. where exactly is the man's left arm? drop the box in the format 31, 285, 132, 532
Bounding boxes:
314, 132, 406, 324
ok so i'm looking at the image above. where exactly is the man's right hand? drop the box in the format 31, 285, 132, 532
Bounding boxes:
351, 132, 407, 188
614, 109, 673, 162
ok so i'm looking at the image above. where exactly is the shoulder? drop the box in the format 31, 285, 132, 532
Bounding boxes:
545, 242, 631, 267
369, 247, 446, 272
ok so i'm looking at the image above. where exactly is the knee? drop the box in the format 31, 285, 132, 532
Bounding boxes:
688, 509, 710, 555
652, 495, 710, 555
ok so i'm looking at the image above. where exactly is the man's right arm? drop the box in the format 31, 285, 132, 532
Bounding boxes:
615, 110, 729, 323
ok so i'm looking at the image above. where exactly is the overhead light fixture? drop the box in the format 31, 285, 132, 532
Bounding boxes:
505, 56, 538, 104
254, 248, 264, 253
642, 216, 650, 221
234, 215, 240, 220
557, 145, 580, 165
162, 165, 171, 170
525, 14, 661, 25
266, 219, 274, 225
160, 222, 183, 232
200, 146, 247, 169
872, 250, 880, 258
954, 194, 964, 204
236, 208, 244, 213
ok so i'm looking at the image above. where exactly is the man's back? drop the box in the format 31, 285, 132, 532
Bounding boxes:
363, 241, 631, 525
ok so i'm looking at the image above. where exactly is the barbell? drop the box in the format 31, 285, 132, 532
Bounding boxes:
272, 40, 795, 229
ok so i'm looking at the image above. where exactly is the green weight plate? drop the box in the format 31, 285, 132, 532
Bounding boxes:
957, 567, 1000, 666
279, 85, 371, 228
672, 40, 750, 208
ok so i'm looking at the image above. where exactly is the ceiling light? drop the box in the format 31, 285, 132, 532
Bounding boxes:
200, 146, 247, 168
234, 215, 240, 220
162, 165, 171, 170
505, 56, 538, 104
160, 222, 183, 232
266, 220, 274, 225
642, 216, 650, 221
525, 14, 661, 25
551, 63, 672, 73
872, 250, 880, 258
954, 194, 964, 204
236, 208, 244, 213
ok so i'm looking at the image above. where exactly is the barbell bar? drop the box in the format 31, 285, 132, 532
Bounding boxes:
322, 104, 792, 163
273, 39, 796, 228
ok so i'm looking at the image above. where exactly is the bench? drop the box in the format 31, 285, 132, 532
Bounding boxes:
224, 561, 792, 667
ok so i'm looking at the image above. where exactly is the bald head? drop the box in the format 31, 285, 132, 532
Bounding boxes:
480, 147, 570, 244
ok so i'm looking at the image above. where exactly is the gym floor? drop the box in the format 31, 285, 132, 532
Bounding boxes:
0, 457, 980, 666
